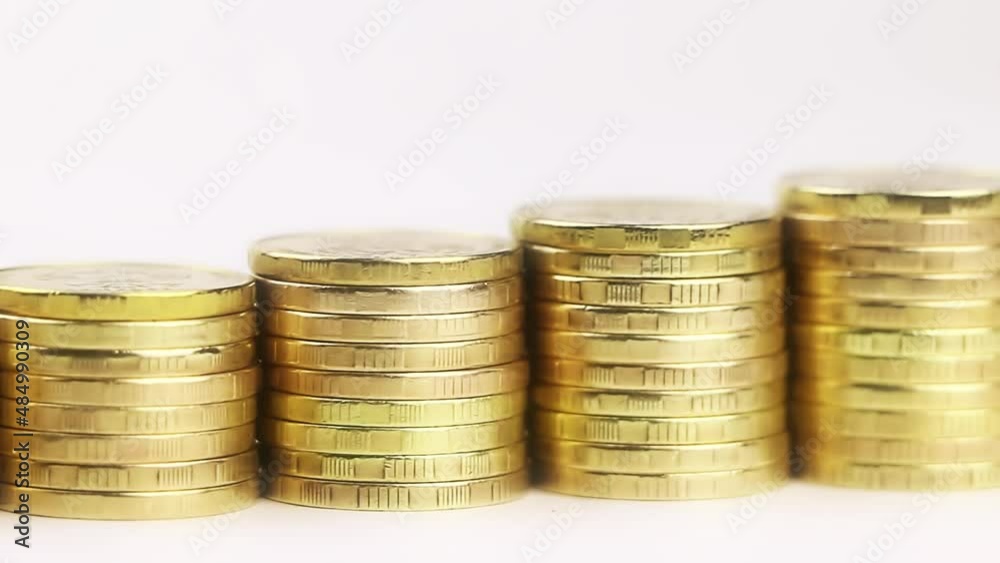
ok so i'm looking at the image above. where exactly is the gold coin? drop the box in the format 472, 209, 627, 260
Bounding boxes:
266, 471, 527, 511
781, 169, 1000, 219
533, 301, 786, 335
533, 408, 786, 444
793, 297, 1000, 329
250, 230, 521, 286
265, 391, 526, 427
264, 306, 523, 343
794, 324, 1000, 357
267, 361, 529, 400
0, 423, 255, 463
793, 379, 1000, 410
793, 349, 1000, 384
793, 403, 1000, 438
3, 397, 256, 434
532, 270, 786, 307
786, 243, 1000, 274
0, 311, 258, 350
0, 367, 261, 406
525, 243, 782, 278
535, 461, 787, 500
534, 355, 786, 390
799, 458, 1000, 490
793, 270, 1000, 300
795, 435, 1000, 464
533, 434, 788, 473
1, 340, 257, 377
533, 381, 786, 417
535, 330, 785, 363
264, 443, 526, 482
263, 334, 523, 372
258, 417, 523, 455
513, 199, 780, 252
0, 450, 257, 492
0, 479, 259, 520
257, 276, 522, 315
784, 215, 1000, 246
0, 263, 254, 321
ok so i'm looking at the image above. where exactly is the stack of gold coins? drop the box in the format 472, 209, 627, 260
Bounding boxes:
784, 170, 1000, 490
0, 264, 261, 520
513, 200, 790, 500
250, 231, 530, 511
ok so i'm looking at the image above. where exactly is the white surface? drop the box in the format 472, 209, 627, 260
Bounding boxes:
1, 0, 999, 561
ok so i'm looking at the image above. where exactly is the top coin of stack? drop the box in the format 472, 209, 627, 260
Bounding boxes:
250, 230, 530, 511
513, 200, 791, 500
783, 169, 1000, 490
0, 263, 262, 520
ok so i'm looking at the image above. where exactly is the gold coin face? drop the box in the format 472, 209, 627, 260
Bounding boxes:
262, 334, 523, 372
519, 199, 774, 228
264, 390, 526, 427
793, 403, 1000, 438
258, 417, 524, 455
533, 381, 786, 417
0, 451, 258, 492
264, 444, 526, 483
514, 199, 779, 251
534, 355, 787, 390
266, 472, 528, 511
0, 263, 253, 320
0, 480, 259, 520
796, 434, 1000, 464
525, 243, 783, 279
535, 461, 788, 500
783, 169, 1000, 218
799, 458, 1000, 491
0, 367, 262, 406
533, 408, 787, 445
0, 424, 256, 463
1, 340, 257, 377
267, 362, 529, 400
251, 230, 520, 285
533, 434, 789, 474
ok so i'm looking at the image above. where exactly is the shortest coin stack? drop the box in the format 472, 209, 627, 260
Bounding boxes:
514, 199, 791, 500
251, 230, 529, 511
0, 263, 261, 520
784, 170, 1000, 490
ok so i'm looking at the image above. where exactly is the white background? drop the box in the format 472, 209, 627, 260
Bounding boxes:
2, 0, 1000, 562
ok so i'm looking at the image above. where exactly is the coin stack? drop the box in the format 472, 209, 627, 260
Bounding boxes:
250, 231, 530, 511
784, 170, 1000, 490
0, 264, 261, 520
514, 200, 791, 500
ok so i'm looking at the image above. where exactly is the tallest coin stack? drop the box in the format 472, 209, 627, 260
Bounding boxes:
515, 200, 791, 500
785, 170, 1000, 490
251, 231, 530, 510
